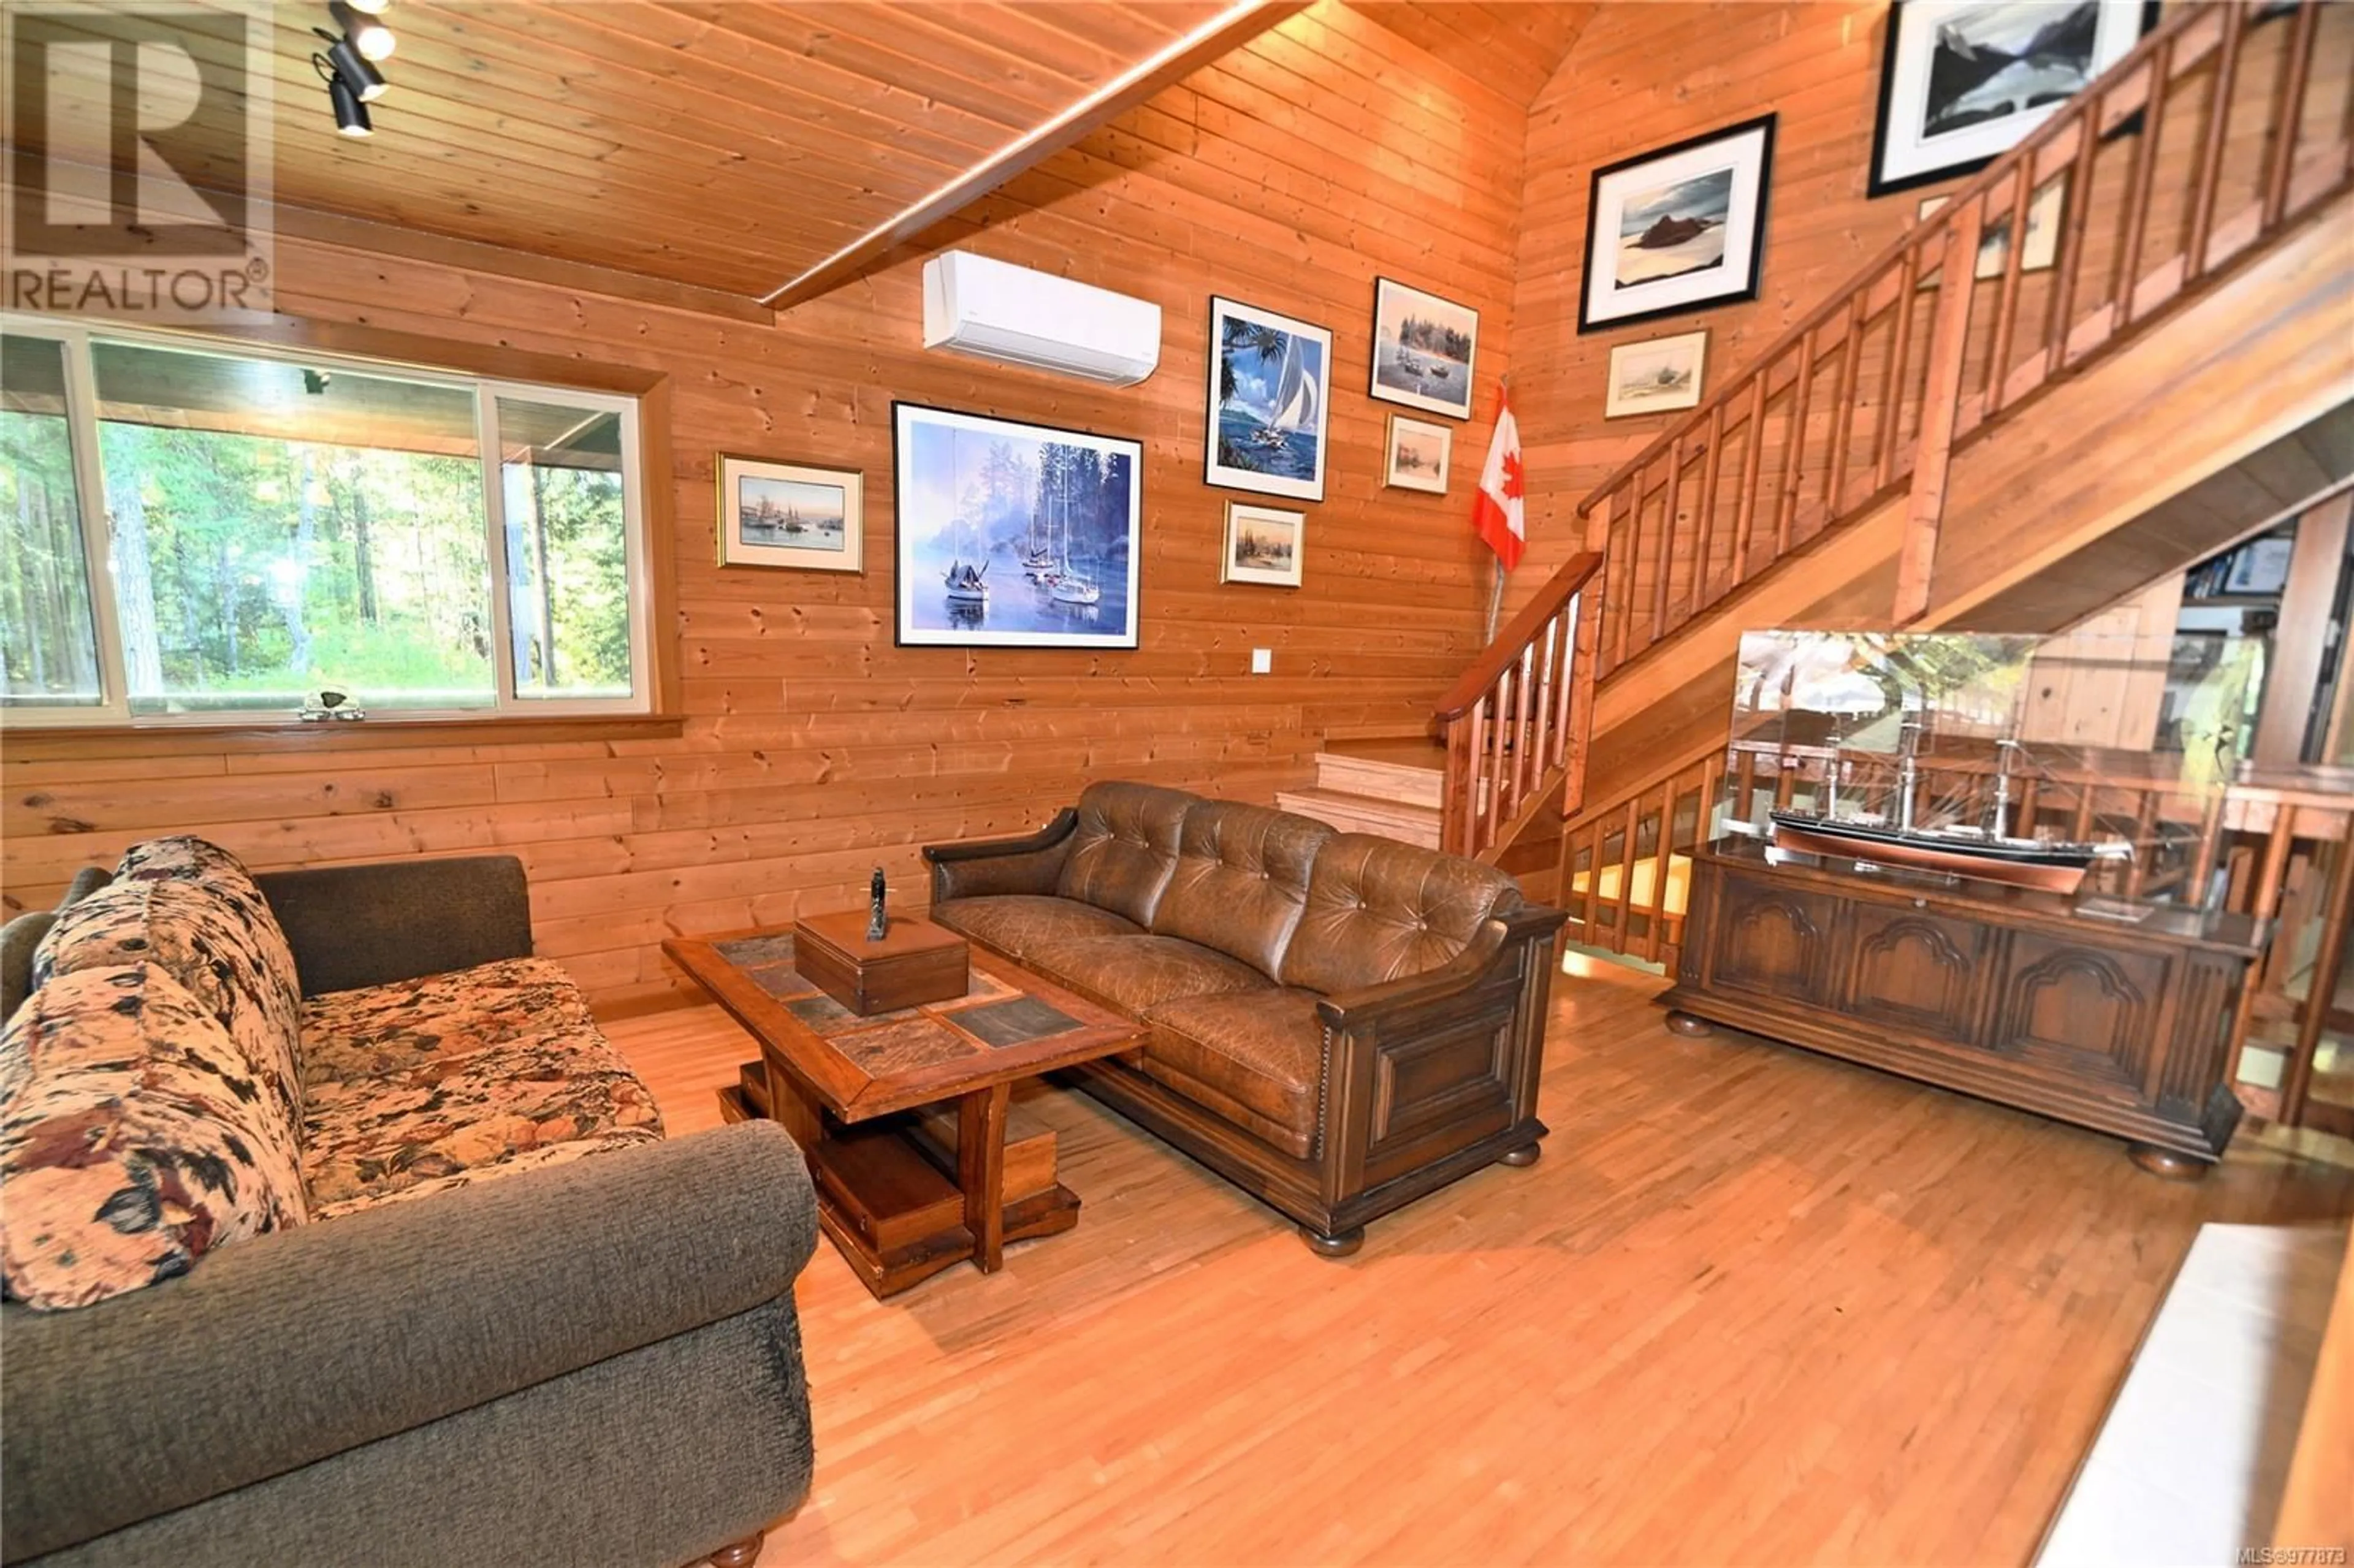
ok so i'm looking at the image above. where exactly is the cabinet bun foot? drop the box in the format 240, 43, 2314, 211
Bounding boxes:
1498, 1143, 1542, 1168
1301, 1226, 1365, 1258
2127, 1142, 2209, 1180
1664, 1011, 1715, 1038
709, 1532, 766, 1567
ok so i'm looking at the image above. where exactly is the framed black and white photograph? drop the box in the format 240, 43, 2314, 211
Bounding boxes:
1604, 330, 1708, 419
1868, 1, 2157, 197
1579, 115, 1776, 333
892, 402, 1141, 650
1205, 296, 1333, 503
1382, 415, 1452, 494
1916, 175, 2066, 283
1369, 278, 1477, 421
717, 456, 863, 573
1221, 501, 1304, 589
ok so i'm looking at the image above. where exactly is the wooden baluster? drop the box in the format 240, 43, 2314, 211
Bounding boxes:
1611, 795, 1642, 953
1895, 196, 1983, 624
2224, 801, 2299, 1090
2185, 4, 2246, 281
1824, 294, 1866, 517
2280, 812, 2354, 1126
2188, 789, 2225, 908
2073, 780, 2098, 842
2016, 776, 2040, 839
1608, 501, 1632, 672
1656, 443, 1684, 640
1732, 368, 1769, 583
1457, 701, 1487, 858
1511, 641, 1537, 810
1529, 615, 1560, 787
1983, 166, 2035, 418
1874, 245, 1922, 493
1775, 329, 1816, 555
2124, 788, 2160, 898
2112, 36, 2176, 329
1557, 596, 1581, 774
1775, 758, 1797, 810
1579, 820, 1603, 949
1696, 749, 1724, 849
1643, 781, 1676, 964
1485, 672, 1512, 852
2261, 1, 2321, 227
1735, 749, 1757, 831
1694, 403, 1725, 614
2046, 110, 2102, 373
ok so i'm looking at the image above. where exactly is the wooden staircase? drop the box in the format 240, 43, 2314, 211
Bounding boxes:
1276, 737, 1446, 849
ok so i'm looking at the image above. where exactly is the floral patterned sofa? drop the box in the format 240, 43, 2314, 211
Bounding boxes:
0, 838, 818, 1568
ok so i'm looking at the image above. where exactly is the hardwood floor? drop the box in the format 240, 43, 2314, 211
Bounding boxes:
604, 956, 2354, 1566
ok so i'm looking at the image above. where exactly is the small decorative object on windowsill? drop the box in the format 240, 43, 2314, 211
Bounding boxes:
300, 688, 367, 722
867, 866, 889, 943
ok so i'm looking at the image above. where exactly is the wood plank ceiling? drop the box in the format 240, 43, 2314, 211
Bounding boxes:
17, 2, 1598, 310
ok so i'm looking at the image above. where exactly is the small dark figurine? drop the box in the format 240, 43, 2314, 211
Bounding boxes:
866, 866, 888, 942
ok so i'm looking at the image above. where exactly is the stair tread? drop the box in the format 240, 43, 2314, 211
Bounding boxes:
1278, 786, 1442, 822
1319, 737, 1446, 770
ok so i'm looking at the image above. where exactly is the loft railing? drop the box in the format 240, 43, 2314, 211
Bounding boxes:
1578, 0, 2354, 679
1431, 552, 1602, 859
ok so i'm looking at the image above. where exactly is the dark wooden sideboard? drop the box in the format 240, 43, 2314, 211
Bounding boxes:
1659, 837, 2266, 1173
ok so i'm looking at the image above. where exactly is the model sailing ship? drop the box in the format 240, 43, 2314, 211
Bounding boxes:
1767, 722, 2131, 896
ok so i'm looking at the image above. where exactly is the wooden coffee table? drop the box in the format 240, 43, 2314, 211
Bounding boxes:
662, 923, 1142, 1297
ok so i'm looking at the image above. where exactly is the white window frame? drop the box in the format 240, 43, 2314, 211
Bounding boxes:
0, 314, 654, 729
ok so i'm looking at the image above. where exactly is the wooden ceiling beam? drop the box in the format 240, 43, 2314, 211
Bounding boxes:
760, 0, 1309, 311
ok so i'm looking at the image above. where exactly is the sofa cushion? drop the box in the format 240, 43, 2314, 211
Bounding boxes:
0, 964, 309, 1310
299, 1023, 664, 1214
1148, 801, 1333, 979
929, 895, 1144, 962
304, 1130, 663, 1220
35, 878, 307, 1129
1054, 781, 1194, 926
110, 837, 305, 1024
295, 956, 600, 1090
1281, 833, 1522, 996
1024, 934, 1274, 1018
1137, 988, 1326, 1159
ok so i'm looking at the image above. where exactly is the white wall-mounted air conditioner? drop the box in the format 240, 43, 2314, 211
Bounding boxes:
921, 251, 1161, 387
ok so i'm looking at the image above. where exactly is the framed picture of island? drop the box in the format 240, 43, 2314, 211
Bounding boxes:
1604, 330, 1708, 419
1578, 114, 1776, 333
1205, 295, 1333, 503
1867, 1, 2156, 197
1221, 501, 1304, 588
891, 402, 1142, 650
1369, 278, 1478, 421
717, 455, 863, 573
1382, 414, 1452, 493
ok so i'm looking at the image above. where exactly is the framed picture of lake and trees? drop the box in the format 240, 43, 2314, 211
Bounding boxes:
1205, 297, 1333, 502
1578, 115, 1777, 333
717, 455, 863, 573
892, 403, 1142, 650
1868, 1, 2157, 197
1369, 278, 1477, 421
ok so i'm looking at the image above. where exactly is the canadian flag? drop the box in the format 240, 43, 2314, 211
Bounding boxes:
1472, 386, 1525, 573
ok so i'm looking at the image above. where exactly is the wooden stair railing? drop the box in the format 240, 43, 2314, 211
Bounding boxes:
1578, 0, 2354, 680
1432, 552, 1602, 860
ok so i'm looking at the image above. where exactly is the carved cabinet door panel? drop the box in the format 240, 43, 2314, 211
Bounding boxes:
1989, 934, 2171, 1099
1838, 903, 1989, 1045
1704, 872, 1835, 1004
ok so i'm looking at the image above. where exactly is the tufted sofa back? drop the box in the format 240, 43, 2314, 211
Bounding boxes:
1279, 833, 1522, 996
1149, 801, 1334, 979
1056, 781, 1195, 926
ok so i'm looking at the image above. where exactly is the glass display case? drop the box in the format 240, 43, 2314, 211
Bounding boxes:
1721, 630, 2258, 907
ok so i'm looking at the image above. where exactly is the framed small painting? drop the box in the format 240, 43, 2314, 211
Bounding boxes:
1579, 115, 1777, 333
1221, 502, 1304, 589
1383, 415, 1452, 493
1205, 296, 1333, 503
1369, 278, 1478, 421
1604, 330, 1708, 419
892, 402, 1141, 649
717, 456, 862, 573
1868, 1, 2157, 197
1916, 176, 2066, 283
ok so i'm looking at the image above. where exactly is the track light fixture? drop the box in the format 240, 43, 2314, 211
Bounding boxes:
313, 26, 386, 100
329, 0, 395, 61
314, 54, 373, 137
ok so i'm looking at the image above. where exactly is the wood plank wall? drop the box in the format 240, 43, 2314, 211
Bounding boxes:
0, 2, 1528, 1011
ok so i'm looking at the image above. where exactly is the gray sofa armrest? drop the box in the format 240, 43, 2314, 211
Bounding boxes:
2, 867, 115, 1022
924, 809, 1080, 903
256, 854, 535, 996
1, 1121, 818, 1562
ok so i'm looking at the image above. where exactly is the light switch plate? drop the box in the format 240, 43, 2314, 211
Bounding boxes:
1251, 649, 1272, 674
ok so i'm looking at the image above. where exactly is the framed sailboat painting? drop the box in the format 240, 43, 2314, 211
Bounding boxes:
891, 402, 1143, 650
1205, 296, 1333, 503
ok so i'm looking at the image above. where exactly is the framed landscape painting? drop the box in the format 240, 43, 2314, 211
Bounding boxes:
1221, 501, 1304, 588
1868, 1, 2157, 197
1383, 414, 1452, 493
1205, 296, 1332, 503
1369, 278, 1478, 421
1604, 330, 1707, 419
891, 402, 1141, 650
1579, 115, 1776, 333
717, 456, 862, 573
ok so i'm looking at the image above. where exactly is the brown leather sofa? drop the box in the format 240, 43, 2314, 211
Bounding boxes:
924, 782, 1566, 1255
